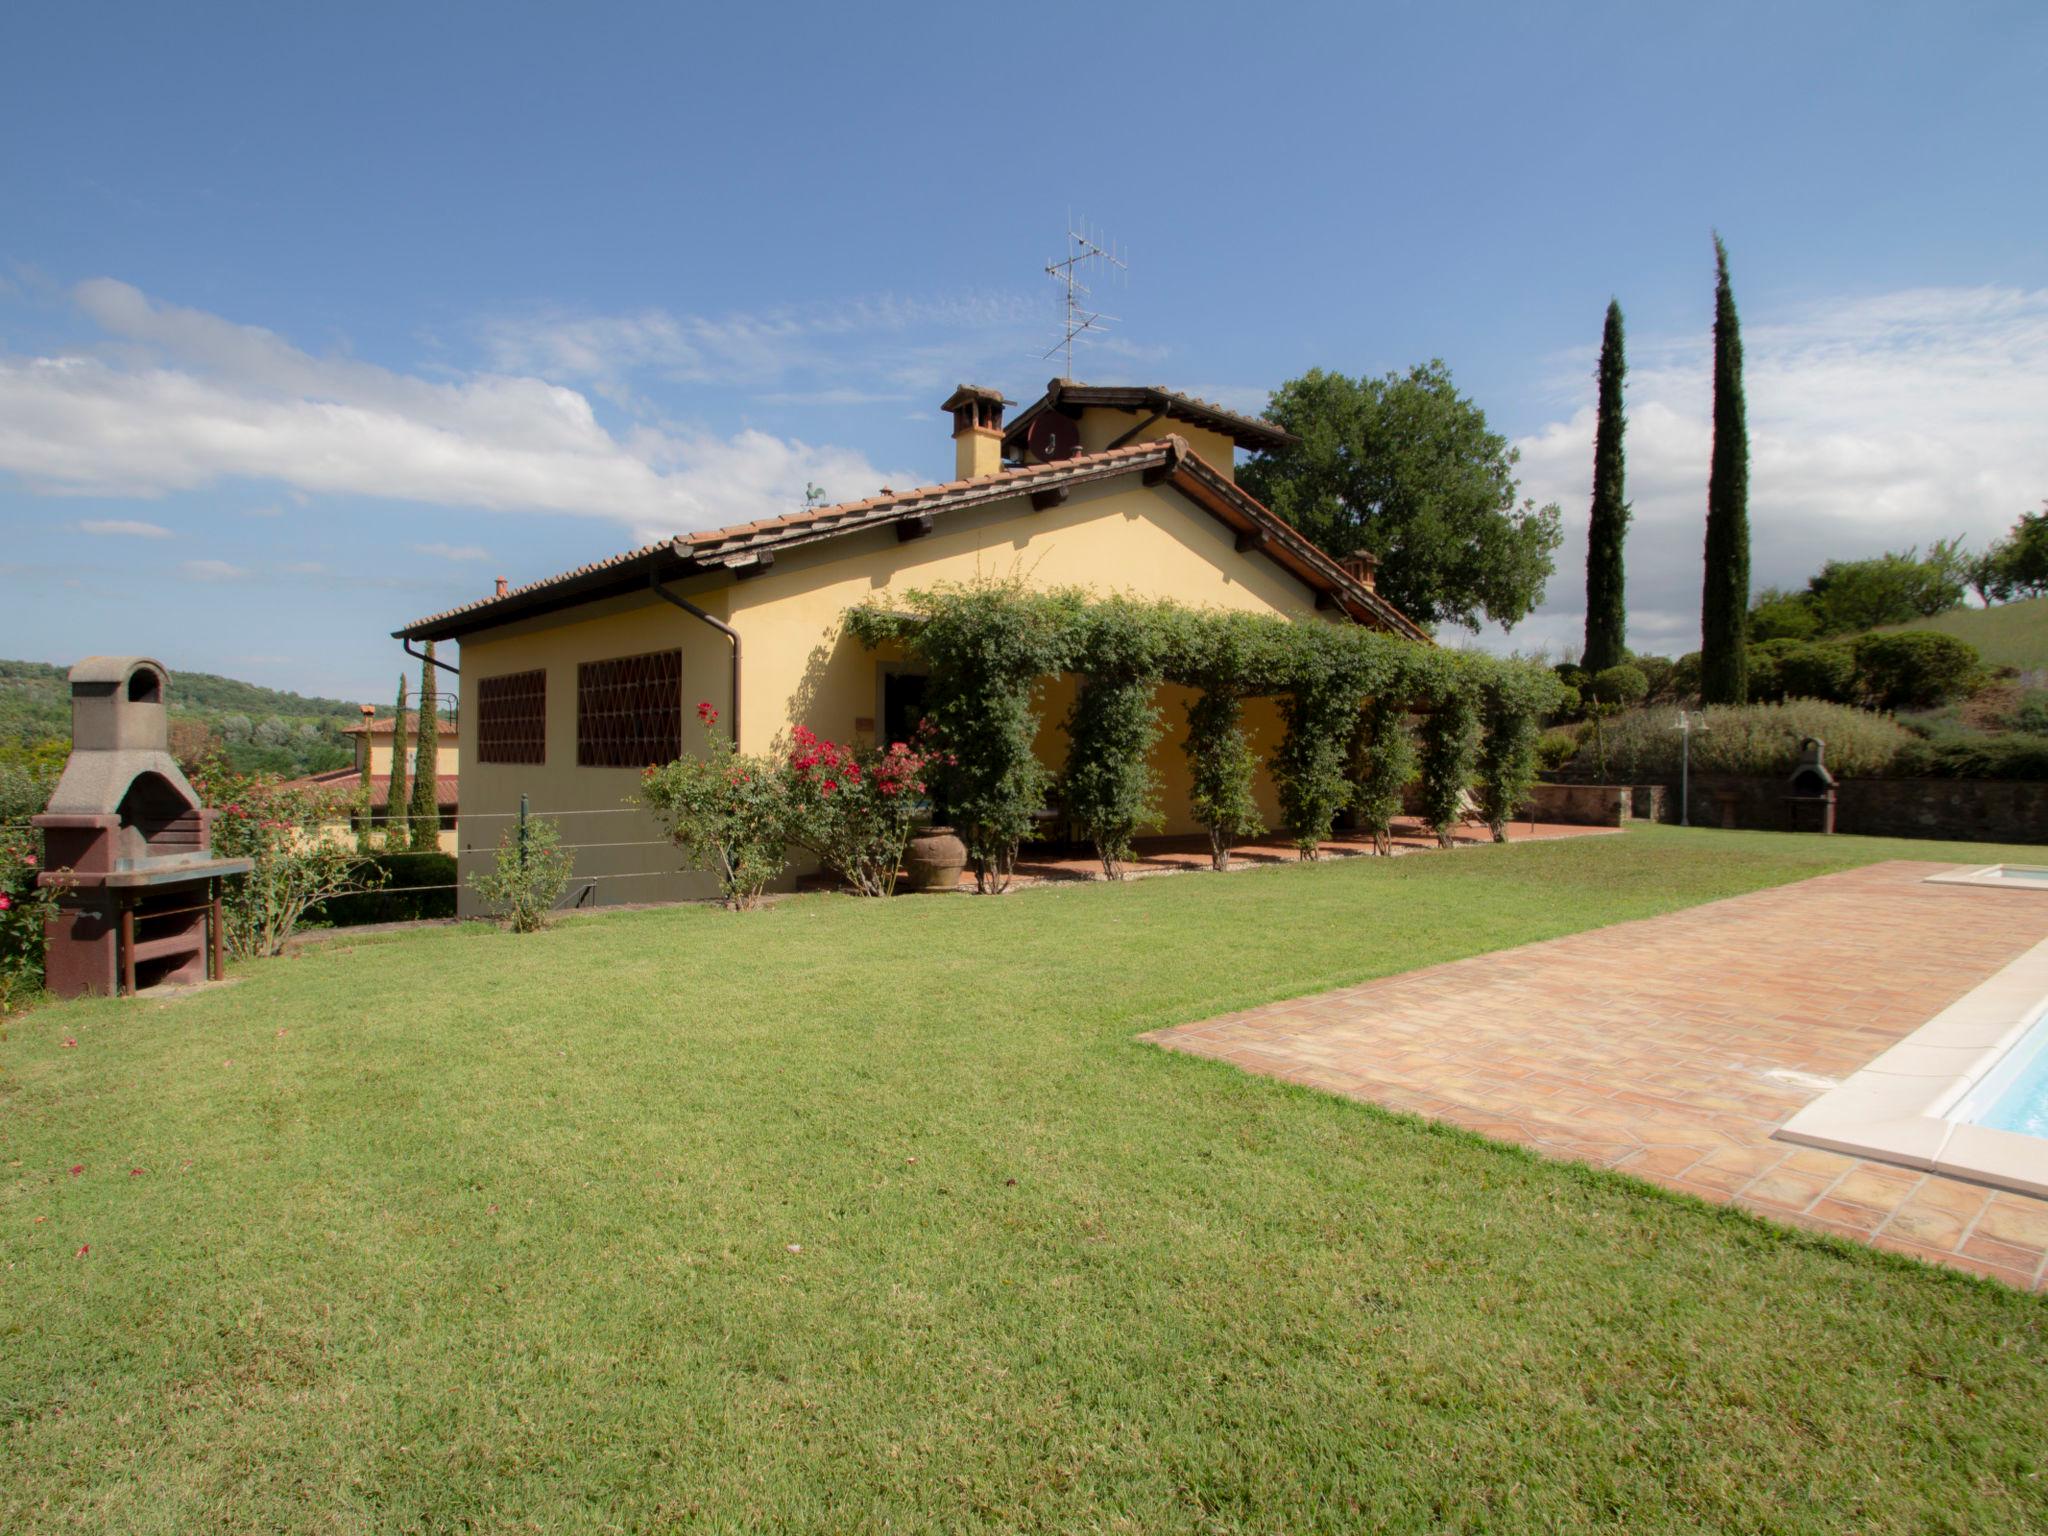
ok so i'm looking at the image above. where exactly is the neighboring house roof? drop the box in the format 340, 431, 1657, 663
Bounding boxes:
394, 435, 1427, 643
284, 768, 459, 810
1002, 380, 1298, 455
346, 713, 460, 737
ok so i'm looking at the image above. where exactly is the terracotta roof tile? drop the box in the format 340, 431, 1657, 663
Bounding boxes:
393, 436, 1425, 642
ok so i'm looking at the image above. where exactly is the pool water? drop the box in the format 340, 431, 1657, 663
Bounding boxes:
1965, 1021, 2048, 1139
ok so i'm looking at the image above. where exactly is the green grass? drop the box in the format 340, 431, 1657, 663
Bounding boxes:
4, 826, 2046, 1533
1879, 595, 2048, 675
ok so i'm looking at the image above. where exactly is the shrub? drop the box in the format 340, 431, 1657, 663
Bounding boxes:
1063, 599, 1170, 879
1270, 626, 1392, 858
1748, 587, 1820, 642
848, 579, 1079, 893
1568, 700, 1914, 782
193, 759, 385, 957
1852, 630, 1983, 711
1999, 690, 2048, 735
1350, 697, 1416, 855
1473, 666, 1561, 842
466, 815, 574, 932
1669, 652, 1702, 701
1535, 726, 1581, 773
1892, 733, 2048, 781
315, 851, 458, 926
1415, 675, 1483, 849
1, 824, 57, 1014
1583, 664, 1648, 782
1631, 654, 1678, 702
639, 705, 791, 911
1182, 688, 1265, 873
783, 726, 933, 897
1772, 640, 1858, 703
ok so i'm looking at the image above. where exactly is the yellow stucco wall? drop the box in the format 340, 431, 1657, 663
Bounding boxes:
355, 730, 456, 778
1066, 409, 1239, 481
452, 578, 736, 913
448, 475, 1336, 913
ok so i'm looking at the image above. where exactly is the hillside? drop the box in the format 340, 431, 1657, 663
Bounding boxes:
1876, 596, 2048, 676
0, 658, 367, 779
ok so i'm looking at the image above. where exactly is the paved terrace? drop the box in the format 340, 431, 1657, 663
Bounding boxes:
1148, 862, 2048, 1290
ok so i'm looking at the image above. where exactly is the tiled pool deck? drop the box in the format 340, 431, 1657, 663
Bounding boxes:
1147, 861, 2048, 1290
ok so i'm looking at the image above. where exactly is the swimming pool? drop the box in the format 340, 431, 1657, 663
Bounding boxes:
1925, 864, 2048, 890
1778, 933, 2048, 1197
1963, 1017, 2048, 1139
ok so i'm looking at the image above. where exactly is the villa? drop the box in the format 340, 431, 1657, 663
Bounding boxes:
284, 710, 459, 854
394, 382, 1427, 913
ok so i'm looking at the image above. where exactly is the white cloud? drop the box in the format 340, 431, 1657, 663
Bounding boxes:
1489, 285, 2048, 660
181, 558, 247, 581
412, 542, 490, 562
0, 279, 911, 545
76, 517, 171, 538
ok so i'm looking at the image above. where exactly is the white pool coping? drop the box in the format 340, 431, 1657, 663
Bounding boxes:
1923, 863, 2048, 890
1776, 932, 2048, 1198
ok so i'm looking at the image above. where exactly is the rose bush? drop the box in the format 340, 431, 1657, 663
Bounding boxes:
191, 756, 383, 957
639, 705, 792, 911
783, 725, 934, 898
0, 824, 58, 1014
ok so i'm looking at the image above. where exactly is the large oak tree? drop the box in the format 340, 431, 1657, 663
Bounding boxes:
1241, 362, 1561, 633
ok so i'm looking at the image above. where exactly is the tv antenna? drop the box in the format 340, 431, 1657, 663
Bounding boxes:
1043, 219, 1126, 381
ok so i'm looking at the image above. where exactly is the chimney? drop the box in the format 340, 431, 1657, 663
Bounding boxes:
494, 576, 509, 597
941, 385, 1008, 481
1338, 549, 1378, 591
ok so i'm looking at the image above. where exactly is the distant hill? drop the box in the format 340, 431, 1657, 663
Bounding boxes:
0, 658, 367, 778
1876, 597, 2048, 677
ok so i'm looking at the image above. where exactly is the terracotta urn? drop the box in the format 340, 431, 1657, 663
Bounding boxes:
902, 825, 968, 893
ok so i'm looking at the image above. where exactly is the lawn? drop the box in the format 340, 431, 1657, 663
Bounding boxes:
4, 826, 2046, 1533
1879, 593, 2048, 675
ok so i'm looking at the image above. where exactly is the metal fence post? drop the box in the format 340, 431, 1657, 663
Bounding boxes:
518, 793, 529, 871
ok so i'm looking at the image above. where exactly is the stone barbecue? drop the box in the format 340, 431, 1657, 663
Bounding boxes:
32, 657, 250, 997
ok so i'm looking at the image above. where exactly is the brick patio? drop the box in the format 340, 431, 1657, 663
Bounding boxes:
1147, 861, 2048, 1290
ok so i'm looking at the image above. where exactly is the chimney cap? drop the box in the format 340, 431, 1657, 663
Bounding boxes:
494, 575, 509, 596
940, 384, 1012, 413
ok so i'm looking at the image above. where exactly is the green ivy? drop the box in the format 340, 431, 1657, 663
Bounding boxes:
1350, 696, 1416, 855
1063, 599, 1171, 879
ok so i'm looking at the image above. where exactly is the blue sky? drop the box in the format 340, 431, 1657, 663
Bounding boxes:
3, 1, 2044, 700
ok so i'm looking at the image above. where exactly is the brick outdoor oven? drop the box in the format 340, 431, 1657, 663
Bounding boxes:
32, 657, 250, 997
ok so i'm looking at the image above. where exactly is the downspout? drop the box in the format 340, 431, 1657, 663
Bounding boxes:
649, 572, 741, 746
403, 637, 460, 676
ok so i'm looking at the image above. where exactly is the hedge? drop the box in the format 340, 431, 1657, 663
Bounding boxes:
315, 851, 457, 927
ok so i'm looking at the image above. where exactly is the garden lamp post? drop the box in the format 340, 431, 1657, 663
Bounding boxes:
1673, 710, 1707, 827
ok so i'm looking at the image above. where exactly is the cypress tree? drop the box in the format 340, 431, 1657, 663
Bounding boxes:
1699, 235, 1751, 704
387, 675, 410, 850
409, 643, 440, 851
1582, 300, 1630, 672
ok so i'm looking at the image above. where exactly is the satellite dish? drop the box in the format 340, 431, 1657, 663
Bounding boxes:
1026, 411, 1081, 463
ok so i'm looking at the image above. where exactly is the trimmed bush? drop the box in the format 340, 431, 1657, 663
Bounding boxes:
1415, 675, 1483, 849
1350, 697, 1417, 855
1474, 665, 1563, 841
316, 851, 458, 926
1852, 630, 1983, 711
1269, 626, 1393, 858
1063, 599, 1170, 879
1892, 733, 2048, 781
1772, 640, 1858, 704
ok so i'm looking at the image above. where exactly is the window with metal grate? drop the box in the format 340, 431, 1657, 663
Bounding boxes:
477, 669, 547, 764
577, 649, 682, 768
